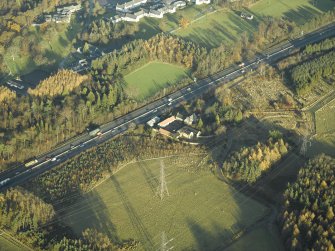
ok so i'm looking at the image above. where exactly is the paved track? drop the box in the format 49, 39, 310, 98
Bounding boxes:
1, 23, 335, 191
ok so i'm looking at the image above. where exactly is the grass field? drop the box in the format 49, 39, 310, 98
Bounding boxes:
4, 19, 80, 76
172, 0, 335, 47
60, 156, 268, 250
226, 224, 284, 251
315, 98, 335, 134
174, 10, 258, 48
0, 234, 29, 251
124, 62, 190, 100
250, 0, 335, 25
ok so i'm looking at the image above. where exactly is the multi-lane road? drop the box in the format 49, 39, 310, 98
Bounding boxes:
1, 22, 335, 191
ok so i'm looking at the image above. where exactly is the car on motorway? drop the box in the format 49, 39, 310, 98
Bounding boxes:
168, 102, 172, 106
238, 62, 245, 67
168, 98, 173, 102
187, 87, 191, 91
51, 157, 57, 162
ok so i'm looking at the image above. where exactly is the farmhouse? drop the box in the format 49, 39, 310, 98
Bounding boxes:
177, 126, 201, 139
158, 116, 176, 128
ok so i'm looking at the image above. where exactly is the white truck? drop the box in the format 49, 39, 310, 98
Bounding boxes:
89, 128, 102, 137
25, 158, 38, 168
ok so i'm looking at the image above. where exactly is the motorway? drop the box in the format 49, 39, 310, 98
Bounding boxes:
1, 22, 335, 191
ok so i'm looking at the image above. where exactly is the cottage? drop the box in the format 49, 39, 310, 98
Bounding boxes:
177, 126, 201, 139
184, 113, 197, 126
158, 116, 176, 128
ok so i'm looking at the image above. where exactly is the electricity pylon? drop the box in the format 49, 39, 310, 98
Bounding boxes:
157, 160, 169, 200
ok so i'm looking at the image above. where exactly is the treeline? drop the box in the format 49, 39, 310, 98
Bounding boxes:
0, 188, 55, 248
280, 154, 335, 250
222, 133, 288, 183
28, 69, 89, 97
28, 135, 203, 202
0, 188, 136, 250
92, 34, 203, 77
304, 37, 335, 55
83, 19, 138, 44
291, 51, 335, 94
0, 86, 16, 102
0, 69, 124, 169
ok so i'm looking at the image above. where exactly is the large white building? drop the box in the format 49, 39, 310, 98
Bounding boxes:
194, 0, 210, 5
116, 0, 148, 12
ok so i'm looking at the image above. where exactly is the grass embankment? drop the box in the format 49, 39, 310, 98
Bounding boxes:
124, 61, 190, 100
61, 156, 268, 250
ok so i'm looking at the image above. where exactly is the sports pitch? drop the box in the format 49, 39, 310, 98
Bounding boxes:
60, 156, 269, 250
124, 61, 190, 100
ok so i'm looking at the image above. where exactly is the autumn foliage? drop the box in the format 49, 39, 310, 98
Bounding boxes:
0, 86, 16, 103
28, 69, 89, 97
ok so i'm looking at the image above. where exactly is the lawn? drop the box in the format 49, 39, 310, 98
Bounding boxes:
250, 0, 335, 25
174, 9, 259, 48
60, 156, 269, 250
124, 62, 190, 100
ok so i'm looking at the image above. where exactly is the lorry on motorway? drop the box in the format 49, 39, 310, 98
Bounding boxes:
89, 128, 102, 137
24, 158, 38, 167
0, 178, 10, 187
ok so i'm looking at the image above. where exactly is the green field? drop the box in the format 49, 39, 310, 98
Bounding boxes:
315, 98, 335, 134
172, 0, 335, 47
4, 19, 80, 76
226, 225, 284, 251
60, 156, 268, 250
250, 0, 335, 24
0, 234, 29, 251
174, 10, 258, 48
124, 62, 190, 100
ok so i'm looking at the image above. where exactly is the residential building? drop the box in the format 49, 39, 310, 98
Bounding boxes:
175, 112, 184, 121
194, 0, 210, 5
173, 1, 186, 8
116, 0, 148, 12
184, 113, 198, 125
147, 9, 164, 18
177, 126, 201, 139
122, 13, 140, 22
